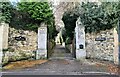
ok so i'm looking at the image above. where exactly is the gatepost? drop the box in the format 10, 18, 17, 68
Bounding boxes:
0, 23, 3, 69
36, 26, 47, 59
75, 18, 86, 59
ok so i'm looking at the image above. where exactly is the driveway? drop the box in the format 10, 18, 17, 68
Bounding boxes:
2, 45, 119, 76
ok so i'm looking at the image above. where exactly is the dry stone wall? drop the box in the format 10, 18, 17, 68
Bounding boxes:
8, 27, 37, 52
2, 27, 37, 65
85, 29, 114, 62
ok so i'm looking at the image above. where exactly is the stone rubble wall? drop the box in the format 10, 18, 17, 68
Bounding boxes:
85, 29, 114, 62
2, 50, 35, 65
8, 27, 37, 52
2, 27, 37, 65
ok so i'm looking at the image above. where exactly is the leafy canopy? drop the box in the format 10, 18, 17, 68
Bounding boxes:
62, 3, 81, 41
17, 2, 53, 25
62, 2, 120, 43
80, 2, 120, 33
1, 2, 57, 39
17, 2, 57, 39
0, 2, 14, 23
63, 2, 120, 36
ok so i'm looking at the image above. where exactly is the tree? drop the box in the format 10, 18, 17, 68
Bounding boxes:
0, 2, 14, 23
17, 2, 53, 25
16, 2, 57, 39
63, 2, 120, 35
1, 2, 57, 39
62, 11, 78, 41
62, 2, 120, 44
62, 3, 81, 42
80, 2, 120, 33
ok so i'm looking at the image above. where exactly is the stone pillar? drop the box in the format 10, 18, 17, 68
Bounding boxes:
36, 26, 47, 59
75, 18, 86, 59
114, 28, 119, 64
114, 18, 120, 65
0, 23, 4, 68
2, 23, 9, 49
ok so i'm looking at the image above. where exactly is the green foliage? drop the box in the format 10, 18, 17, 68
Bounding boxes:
63, 2, 120, 41
62, 11, 78, 41
48, 24, 58, 40
10, 2, 57, 39
10, 9, 37, 30
80, 2, 120, 33
47, 39, 55, 58
65, 37, 72, 45
0, 2, 58, 40
17, 2, 53, 25
0, 2, 13, 23
62, 6, 80, 41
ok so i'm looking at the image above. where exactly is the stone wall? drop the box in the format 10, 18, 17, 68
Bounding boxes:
8, 27, 37, 52
85, 29, 114, 62
2, 27, 37, 65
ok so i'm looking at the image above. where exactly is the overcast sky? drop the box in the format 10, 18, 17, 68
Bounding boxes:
10, 0, 19, 2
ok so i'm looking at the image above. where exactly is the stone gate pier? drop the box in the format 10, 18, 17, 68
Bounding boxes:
0, 23, 4, 68
75, 18, 86, 59
0, 22, 9, 67
36, 25, 47, 59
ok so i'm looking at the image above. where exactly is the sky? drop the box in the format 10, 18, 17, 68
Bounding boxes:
10, 0, 19, 2
10, 0, 19, 6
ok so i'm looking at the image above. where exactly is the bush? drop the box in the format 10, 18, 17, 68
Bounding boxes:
65, 37, 72, 45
